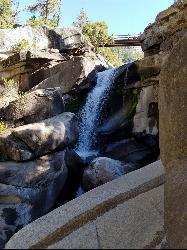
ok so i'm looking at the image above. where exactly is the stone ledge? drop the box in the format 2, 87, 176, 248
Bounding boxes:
48, 186, 164, 249
0, 51, 66, 71
5, 160, 165, 249
124, 77, 159, 89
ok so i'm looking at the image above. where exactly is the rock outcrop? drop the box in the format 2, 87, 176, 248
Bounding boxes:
0, 50, 109, 93
0, 26, 83, 58
159, 32, 187, 249
133, 85, 159, 135
0, 150, 68, 249
31, 54, 108, 93
136, 1, 187, 247
0, 112, 78, 161
82, 157, 137, 190
140, 0, 187, 57
0, 22, 112, 249
0, 22, 112, 248
0, 88, 64, 125
104, 137, 158, 167
0, 81, 19, 110
4, 161, 165, 250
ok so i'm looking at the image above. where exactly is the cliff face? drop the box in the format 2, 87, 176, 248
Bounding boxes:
113, 3, 187, 247
140, 0, 187, 57
140, 1, 187, 248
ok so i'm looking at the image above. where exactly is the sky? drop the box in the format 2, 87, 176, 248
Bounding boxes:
19, 0, 174, 35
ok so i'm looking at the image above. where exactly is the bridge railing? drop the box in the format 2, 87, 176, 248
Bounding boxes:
99, 34, 142, 47
111, 34, 141, 40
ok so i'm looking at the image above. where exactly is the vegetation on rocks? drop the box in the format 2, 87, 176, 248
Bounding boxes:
82, 21, 113, 51
72, 8, 90, 32
72, 10, 120, 66
0, 78, 22, 109
0, 0, 20, 28
1, 77, 18, 87
0, 121, 8, 134
0, 0, 12, 28
13, 38, 30, 51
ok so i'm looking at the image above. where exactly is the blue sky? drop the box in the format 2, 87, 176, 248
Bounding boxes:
19, 0, 174, 35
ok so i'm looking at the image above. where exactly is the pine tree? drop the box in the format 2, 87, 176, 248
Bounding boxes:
27, 0, 62, 28
11, 0, 20, 25
73, 8, 90, 31
82, 21, 113, 51
0, 0, 12, 28
0, 0, 21, 28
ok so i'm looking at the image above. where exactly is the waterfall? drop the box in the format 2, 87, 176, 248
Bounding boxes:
76, 68, 117, 155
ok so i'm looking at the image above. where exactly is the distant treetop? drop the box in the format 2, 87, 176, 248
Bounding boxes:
26, 0, 63, 28
73, 8, 90, 32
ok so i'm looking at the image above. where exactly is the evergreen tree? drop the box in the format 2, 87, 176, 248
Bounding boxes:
11, 0, 20, 25
73, 8, 90, 31
27, 0, 62, 28
82, 21, 113, 51
0, 0, 21, 28
0, 0, 12, 28
82, 21, 123, 66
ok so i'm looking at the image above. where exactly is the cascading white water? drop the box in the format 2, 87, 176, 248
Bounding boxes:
76, 68, 117, 155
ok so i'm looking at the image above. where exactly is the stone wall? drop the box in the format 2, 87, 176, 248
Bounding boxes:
140, 0, 187, 248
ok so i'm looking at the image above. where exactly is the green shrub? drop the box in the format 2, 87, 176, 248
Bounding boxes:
98, 47, 123, 67
1, 77, 19, 88
0, 121, 8, 134
13, 39, 30, 52
83, 22, 113, 51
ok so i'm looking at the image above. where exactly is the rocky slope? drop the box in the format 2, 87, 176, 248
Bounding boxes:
0, 26, 109, 248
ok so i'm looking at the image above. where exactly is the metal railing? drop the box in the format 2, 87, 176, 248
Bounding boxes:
100, 34, 141, 47
111, 34, 141, 40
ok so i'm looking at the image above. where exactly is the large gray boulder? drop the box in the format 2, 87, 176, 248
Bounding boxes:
31, 54, 109, 93
82, 157, 136, 191
104, 137, 158, 167
0, 150, 68, 249
0, 112, 78, 161
0, 50, 109, 93
0, 26, 83, 57
1, 88, 64, 125
0, 81, 19, 109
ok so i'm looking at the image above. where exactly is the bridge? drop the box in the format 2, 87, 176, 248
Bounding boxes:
102, 34, 141, 47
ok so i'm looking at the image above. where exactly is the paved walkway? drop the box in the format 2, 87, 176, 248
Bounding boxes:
5, 160, 165, 249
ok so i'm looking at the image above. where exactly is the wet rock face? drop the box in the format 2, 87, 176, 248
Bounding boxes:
82, 157, 137, 191
114, 55, 161, 88
103, 137, 159, 168
55, 150, 85, 206
0, 112, 79, 161
0, 150, 68, 249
